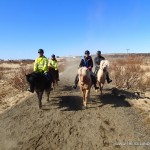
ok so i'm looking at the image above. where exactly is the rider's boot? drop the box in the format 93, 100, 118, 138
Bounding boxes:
91, 75, 99, 90
72, 74, 79, 89
106, 73, 112, 83
27, 86, 34, 93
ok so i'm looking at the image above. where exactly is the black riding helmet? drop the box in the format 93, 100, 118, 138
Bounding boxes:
85, 50, 90, 54
51, 54, 55, 58
97, 50, 101, 55
38, 49, 44, 53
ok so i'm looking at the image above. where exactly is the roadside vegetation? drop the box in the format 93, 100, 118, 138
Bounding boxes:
111, 55, 150, 92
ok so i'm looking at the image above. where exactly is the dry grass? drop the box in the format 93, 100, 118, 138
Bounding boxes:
11, 67, 33, 92
58, 58, 66, 73
111, 55, 150, 92
0, 67, 4, 80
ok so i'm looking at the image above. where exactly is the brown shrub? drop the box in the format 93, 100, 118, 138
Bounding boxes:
11, 66, 33, 92
58, 59, 66, 73
0, 67, 4, 80
111, 55, 150, 91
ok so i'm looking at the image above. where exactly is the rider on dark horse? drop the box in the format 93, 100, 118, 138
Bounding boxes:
27, 49, 50, 92
94, 50, 112, 83
48, 54, 60, 81
72, 50, 99, 90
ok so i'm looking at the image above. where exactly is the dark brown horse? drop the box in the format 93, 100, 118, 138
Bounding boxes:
48, 67, 58, 91
26, 72, 52, 109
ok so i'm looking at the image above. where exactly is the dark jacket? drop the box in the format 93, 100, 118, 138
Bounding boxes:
79, 56, 93, 71
94, 56, 105, 68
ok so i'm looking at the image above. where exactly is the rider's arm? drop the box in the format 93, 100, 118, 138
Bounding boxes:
94, 57, 99, 68
102, 56, 105, 60
34, 58, 38, 72
43, 58, 48, 73
79, 59, 84, 67
48, 60, 51, 67
53, 61, 58, 70
88, 58, 93, 70
91, 58, 93, 68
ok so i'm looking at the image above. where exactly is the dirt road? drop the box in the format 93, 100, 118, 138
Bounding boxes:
0, 58, 150, 150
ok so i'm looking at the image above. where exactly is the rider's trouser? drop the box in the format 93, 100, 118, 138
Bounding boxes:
94, 66, 99, 76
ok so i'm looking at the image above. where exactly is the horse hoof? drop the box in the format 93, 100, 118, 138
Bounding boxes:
83, 102, 87, 107
82, 105, 88, 110
82, 106, 86, 110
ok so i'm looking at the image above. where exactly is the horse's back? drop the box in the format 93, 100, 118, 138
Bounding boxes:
29, 72, 51, 90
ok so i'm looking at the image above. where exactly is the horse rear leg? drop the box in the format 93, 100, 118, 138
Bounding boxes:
100, 83, 103, 95
45, 88, 50, 102
52, 81, 55, 91
85, 90, 90, 108
37, 91, 43, 109
82, 90, 87, 108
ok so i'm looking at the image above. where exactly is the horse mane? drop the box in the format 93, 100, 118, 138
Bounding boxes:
78, 67, 90, 78
97, 60, 109, 83
78, 67, 91, 85
26, 72, 42, 84
100, 60, 109, 69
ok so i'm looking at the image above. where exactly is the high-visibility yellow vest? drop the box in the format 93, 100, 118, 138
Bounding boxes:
34, 56, 48, 73
48, 59, 58, 70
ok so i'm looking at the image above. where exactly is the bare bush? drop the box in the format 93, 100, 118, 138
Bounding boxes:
58, 59, 66, 73
0, 67, 4, 80
11, 67, 33, 92
111, 55, 150, 91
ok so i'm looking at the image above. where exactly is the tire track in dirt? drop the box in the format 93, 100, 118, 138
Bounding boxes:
0, 58, 150, 150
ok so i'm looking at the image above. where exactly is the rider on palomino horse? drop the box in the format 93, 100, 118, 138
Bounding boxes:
27, 49, 50, 93
94, 50, 112, 84
48, 54, 60, 81
72, 50, 99, 90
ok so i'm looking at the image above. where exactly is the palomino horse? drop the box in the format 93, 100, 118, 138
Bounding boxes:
26, 72, 52, 109
48, 66, 58, 91
97, 60, 109, 95
78, 67, 92, 108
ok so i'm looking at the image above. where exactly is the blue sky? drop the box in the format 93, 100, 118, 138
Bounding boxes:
0, 0, 150, 59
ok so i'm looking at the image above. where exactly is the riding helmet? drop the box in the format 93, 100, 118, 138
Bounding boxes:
97, 50, 101, 55
85, 50, 90, 54
51, 54, 55, 58
38, 49, 44, 53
